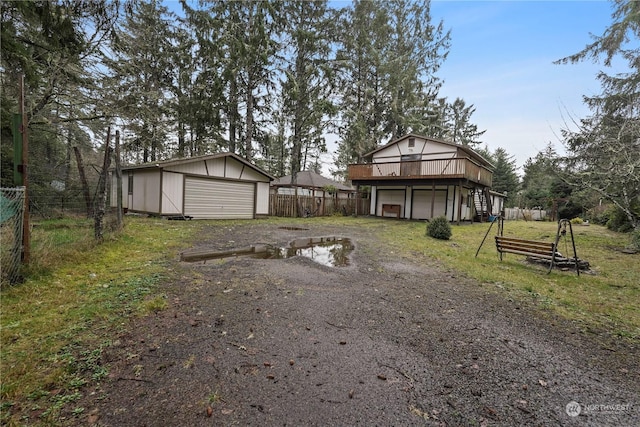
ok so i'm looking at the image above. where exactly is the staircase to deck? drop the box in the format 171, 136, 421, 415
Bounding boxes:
474, 188, 493, 221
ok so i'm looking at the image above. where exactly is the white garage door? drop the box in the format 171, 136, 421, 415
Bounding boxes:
412, 190, 446, 220
184, 177, 255, 219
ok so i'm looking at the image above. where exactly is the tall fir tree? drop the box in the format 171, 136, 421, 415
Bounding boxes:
104, 0, 174, 163
280, 0, 336, 177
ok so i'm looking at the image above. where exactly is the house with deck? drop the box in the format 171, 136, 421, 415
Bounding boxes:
347, 134, 497, 223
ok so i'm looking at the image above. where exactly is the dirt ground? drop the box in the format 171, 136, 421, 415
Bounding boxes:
79, 221, 638, 426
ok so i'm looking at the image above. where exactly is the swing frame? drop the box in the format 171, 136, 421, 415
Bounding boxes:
475, 216, 581, 276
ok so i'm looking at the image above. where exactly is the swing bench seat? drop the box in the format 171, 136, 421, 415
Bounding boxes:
495, 236, 557, 260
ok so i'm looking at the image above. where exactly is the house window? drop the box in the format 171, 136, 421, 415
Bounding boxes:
128, 173, 133, 195
401, 154, 421, 161
408, 138, 415, 148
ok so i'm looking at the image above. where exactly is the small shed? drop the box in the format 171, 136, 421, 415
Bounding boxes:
271, 171, 354, 199
110, 153, 274, 219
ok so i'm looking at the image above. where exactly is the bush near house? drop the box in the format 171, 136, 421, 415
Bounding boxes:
426, 216, 452, 240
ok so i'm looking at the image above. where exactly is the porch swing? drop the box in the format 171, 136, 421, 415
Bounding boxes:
475, 216, 588, 275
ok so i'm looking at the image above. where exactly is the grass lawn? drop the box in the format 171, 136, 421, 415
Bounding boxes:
377, 218, 639, 341
1, 216, 638, 425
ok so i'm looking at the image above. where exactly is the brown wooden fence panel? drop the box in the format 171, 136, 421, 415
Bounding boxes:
269, 194, 370, 217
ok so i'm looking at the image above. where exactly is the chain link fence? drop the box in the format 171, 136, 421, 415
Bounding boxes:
1, 187, 25, 286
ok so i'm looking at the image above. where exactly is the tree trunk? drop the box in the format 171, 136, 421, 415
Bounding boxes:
95, 128, 112, 241
245, 81, 254, 160
229, 78, 238, 154
115, 129, 123, 230
73, 146, 93, 218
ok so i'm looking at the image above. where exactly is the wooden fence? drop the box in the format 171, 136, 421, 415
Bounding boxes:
503, 208, 547, 221
269, 194, 370, 217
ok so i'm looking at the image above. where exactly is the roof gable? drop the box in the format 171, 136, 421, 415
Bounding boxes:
121, 152, 275, 180
365, 133, 494, 168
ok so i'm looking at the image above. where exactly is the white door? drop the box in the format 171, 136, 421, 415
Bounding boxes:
184, 177, 255, 219
412, 190, 446, 220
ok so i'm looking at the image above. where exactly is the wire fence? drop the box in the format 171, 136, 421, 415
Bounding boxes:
1, 187, 25, 286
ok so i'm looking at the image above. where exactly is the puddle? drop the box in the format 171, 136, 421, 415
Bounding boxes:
182, 236, 353, 267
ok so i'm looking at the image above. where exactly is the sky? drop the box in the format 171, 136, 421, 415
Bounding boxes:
320, 0, 624, 175
420, 0, 622, 172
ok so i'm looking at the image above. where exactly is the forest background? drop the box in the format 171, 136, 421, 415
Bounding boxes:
1, 0, 638, 234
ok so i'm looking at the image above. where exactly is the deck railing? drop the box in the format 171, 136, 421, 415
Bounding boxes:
348, 158, 492, 187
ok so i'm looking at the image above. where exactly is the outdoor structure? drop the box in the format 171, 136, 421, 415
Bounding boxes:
271, 171, 354, 198
347, 133, 495, 223
110, 153, 274, 219
270, 171, 362, 217
474, 190, 507, 221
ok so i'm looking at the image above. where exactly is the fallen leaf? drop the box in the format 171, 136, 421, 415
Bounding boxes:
339, 341, 347, 345
377, 374, 387, 380
206, 406, 213, 417
289, 359, 295, 366
538, 379, 547, 387
221, 409, 233, 415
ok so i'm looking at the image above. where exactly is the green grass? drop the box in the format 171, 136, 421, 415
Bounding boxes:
1, 217, 209, 426
1, 216, 638, 425
375, 218, 640, 341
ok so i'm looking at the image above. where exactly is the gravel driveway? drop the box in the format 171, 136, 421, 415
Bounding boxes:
81, 220, 639, 426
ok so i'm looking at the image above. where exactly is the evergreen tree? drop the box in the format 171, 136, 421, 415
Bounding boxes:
490, 147, 520, 207
280, 0, 335, 177
104, 0, 174, 163
556, 0, 639, 229
380, 0, 450, 139
1, 0, 120, 213
334, 0, 450, 177
444, 98, 485, 146
520, 144, 558, 209
333, 0, 390, 175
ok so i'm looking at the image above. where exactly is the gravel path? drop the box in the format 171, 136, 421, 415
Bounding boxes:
80, 221, 639, 426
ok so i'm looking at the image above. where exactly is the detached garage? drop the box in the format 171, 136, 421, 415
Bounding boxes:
110, 153, 274, 219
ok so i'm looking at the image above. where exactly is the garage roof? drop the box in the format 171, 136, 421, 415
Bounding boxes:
120, 152, 275, 180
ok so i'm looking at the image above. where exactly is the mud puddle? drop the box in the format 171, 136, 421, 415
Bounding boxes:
181, 237, 353, 267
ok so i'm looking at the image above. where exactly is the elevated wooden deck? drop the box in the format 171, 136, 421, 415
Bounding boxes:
348, 158, 492, 187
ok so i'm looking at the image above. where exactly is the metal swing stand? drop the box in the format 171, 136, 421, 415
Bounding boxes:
475, 217, 582, 276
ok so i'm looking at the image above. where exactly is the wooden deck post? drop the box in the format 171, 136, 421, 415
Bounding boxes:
456, 181, 463, 225
430, 181, 436, 219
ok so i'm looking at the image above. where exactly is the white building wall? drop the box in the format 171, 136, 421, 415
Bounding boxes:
372, 137, 458, 163
256, 182, 270, 215
161, 171, 183, 215
167, 161, 208, 176
131, 169, 161, 213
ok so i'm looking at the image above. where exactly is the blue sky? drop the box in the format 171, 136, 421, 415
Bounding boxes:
428, 0, 621, 172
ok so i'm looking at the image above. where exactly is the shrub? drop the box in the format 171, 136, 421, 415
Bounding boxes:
630, 229, 640, 252
426, 216, 452, 240
570, 217, 583, 224
606, 206, 634, 232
